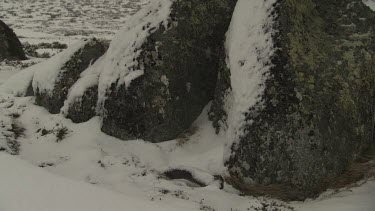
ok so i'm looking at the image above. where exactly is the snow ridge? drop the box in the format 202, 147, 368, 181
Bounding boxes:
224, 0, 277, 160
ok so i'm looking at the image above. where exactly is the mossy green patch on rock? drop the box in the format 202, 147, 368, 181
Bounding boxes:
222, 0, 375, 200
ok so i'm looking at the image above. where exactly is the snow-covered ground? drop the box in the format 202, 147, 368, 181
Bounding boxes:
0, 93, 374, 211
0, 0, 374, 211
0, 153, 196, 211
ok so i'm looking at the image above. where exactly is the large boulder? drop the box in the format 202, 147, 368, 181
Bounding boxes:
0, 20, 26, 61
63, 83, 99, 123
32, 38, 107, 114
210, 0, 375, 200
63, 0, 237, 142
102, 0, 237, 143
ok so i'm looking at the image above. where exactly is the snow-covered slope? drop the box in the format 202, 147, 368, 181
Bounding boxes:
0, 93, 374, 211
0, 153, 196, 211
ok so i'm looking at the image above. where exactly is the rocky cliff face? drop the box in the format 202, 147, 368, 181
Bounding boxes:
0, 20, 26, 61
211, 0, 375, 200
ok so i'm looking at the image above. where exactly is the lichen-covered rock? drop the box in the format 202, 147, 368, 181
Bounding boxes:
211, 0, 375, 200
33, 38, 107, 114
91, 0, 236, 142
0, 20, 26, 61
65, 85, 98, 123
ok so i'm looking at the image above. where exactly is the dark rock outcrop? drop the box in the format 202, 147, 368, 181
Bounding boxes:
34, 38, 107, 114
101, 0, 237, 143
211, 0, 375, 200
65, 85, 98, 123
0, 20, 26, 61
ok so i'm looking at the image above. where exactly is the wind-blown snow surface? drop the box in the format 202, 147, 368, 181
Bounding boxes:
63, 0, 173, 112
224, 0, 276, 159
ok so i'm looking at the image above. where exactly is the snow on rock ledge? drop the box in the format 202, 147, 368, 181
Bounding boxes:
33, 38, 107, 114
62, 0, 173, 122
223, 0, 277, 161
97, 0, 173, 107
64, 0, 237, 143
100, 0, 237, 142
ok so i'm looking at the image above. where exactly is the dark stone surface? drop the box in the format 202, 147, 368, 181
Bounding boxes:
214, 0, 375, 200
102, 0, 237, 143
209, 45, 231, 134
35, 38, 107, 114
66, 85, 98, 123
0, 20, 26, 61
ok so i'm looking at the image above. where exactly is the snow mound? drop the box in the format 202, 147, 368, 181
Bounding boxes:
0, 66, 35, 96
224, 0, 277, 159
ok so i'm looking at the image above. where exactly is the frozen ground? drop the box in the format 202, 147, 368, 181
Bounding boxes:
0, 0, 374, 211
